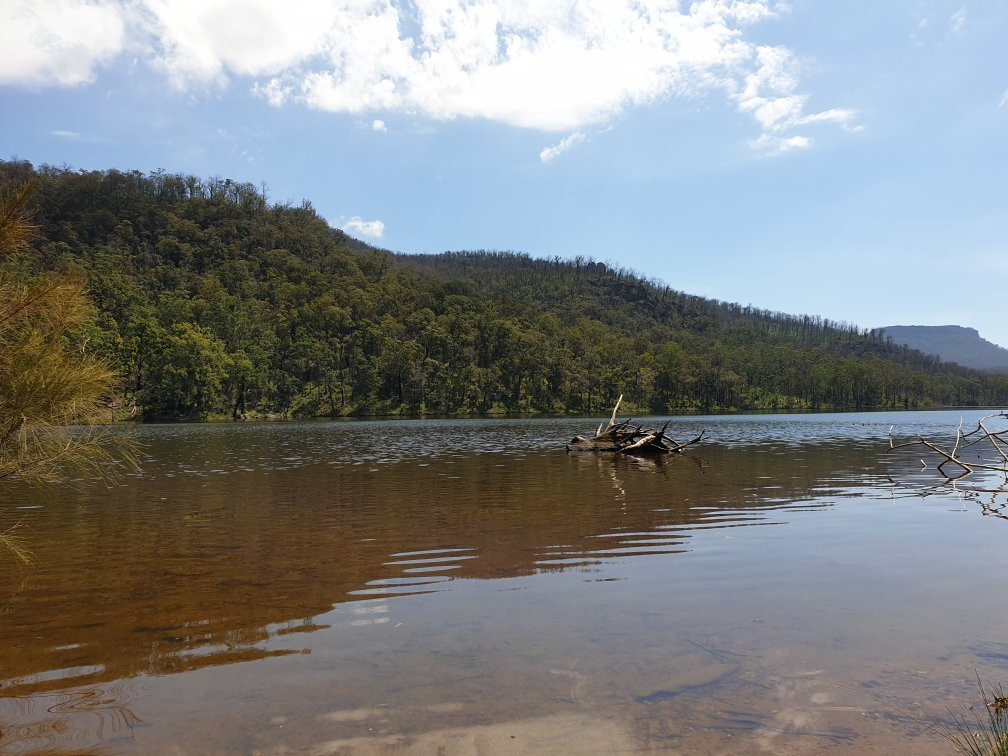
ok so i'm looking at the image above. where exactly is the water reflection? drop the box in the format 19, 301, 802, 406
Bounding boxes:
0, 420, 881, 697
1, 412, 1006, 752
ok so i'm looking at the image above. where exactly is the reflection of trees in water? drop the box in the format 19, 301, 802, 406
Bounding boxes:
0, 441, 879, 706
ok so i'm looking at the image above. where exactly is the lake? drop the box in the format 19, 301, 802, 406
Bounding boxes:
1, 410, 1007, 753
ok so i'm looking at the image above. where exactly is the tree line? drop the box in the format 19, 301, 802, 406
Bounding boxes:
2, 159, 1006, 420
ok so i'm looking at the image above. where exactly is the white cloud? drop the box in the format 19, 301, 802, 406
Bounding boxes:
271, 0, 856, 148
778, 135, 810, 151
796, 108, 858, 128
999, 90, 1008, 109
49, 128, 111, 144
950, 6, 966, 34
752, 132, 809, 153
732, 46, 858, 152
143, 0, 340, 87
0, 0, 127, 86
540, 132, 586, 162
372, 119, 387, 132
1, 0, 854, 151
342, 216, 385, 239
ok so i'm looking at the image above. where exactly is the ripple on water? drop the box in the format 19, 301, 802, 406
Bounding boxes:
2, 410, 1006, 753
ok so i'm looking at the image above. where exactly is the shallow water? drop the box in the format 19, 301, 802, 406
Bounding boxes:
1, 410, 1007, 753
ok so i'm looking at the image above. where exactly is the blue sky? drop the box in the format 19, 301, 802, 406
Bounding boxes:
3, 0, 1007, 347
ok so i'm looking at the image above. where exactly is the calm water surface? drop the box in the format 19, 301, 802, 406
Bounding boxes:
1, 410, 1007, 753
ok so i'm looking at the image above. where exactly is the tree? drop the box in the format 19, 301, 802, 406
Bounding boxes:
6, 160, 1008, 418
0, 181, 135, 562
143, 322, 231, 418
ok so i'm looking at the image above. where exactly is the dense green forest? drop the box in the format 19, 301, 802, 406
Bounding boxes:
3, 160, 1006, 420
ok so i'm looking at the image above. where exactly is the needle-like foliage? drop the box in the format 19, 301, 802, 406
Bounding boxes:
942, 674, 1008, 756
0, 269, 136, 485
0, 518, 33, 566
0, 180, 37, 254
0, 181, 136, 529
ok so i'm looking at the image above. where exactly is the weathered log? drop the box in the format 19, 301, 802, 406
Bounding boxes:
567, 395, 641, 451
665, 430, 706, 453
617, 420, 671, 455
566, 424, 639, 452
597, 393, 623, 437
617, 432, 663, 454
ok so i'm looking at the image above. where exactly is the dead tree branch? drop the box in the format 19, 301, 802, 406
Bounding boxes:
886, 414, 1008, 528
888, 413, 1008, 481
567, 398, 705, 457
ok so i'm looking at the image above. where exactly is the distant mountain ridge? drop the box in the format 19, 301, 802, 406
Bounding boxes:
880, 325, 1008, 373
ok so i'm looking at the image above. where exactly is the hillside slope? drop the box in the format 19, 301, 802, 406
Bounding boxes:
3, 160, 1006, 418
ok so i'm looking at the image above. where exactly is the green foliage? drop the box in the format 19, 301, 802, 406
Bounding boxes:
4, 159, 1007, 420
0, 176, 136, 502
143, 322, 231, 418
942, 675, 1008, 756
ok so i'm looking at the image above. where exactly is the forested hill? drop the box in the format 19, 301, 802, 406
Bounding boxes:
4, 160, 1007, 419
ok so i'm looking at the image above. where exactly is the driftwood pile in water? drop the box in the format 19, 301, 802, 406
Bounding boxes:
566, 395, 705, 456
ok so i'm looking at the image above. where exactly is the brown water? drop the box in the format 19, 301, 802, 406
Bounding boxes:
1, 411, 1007, 753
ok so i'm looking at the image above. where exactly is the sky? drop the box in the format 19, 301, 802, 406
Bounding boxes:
2, 0, 1007, 347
